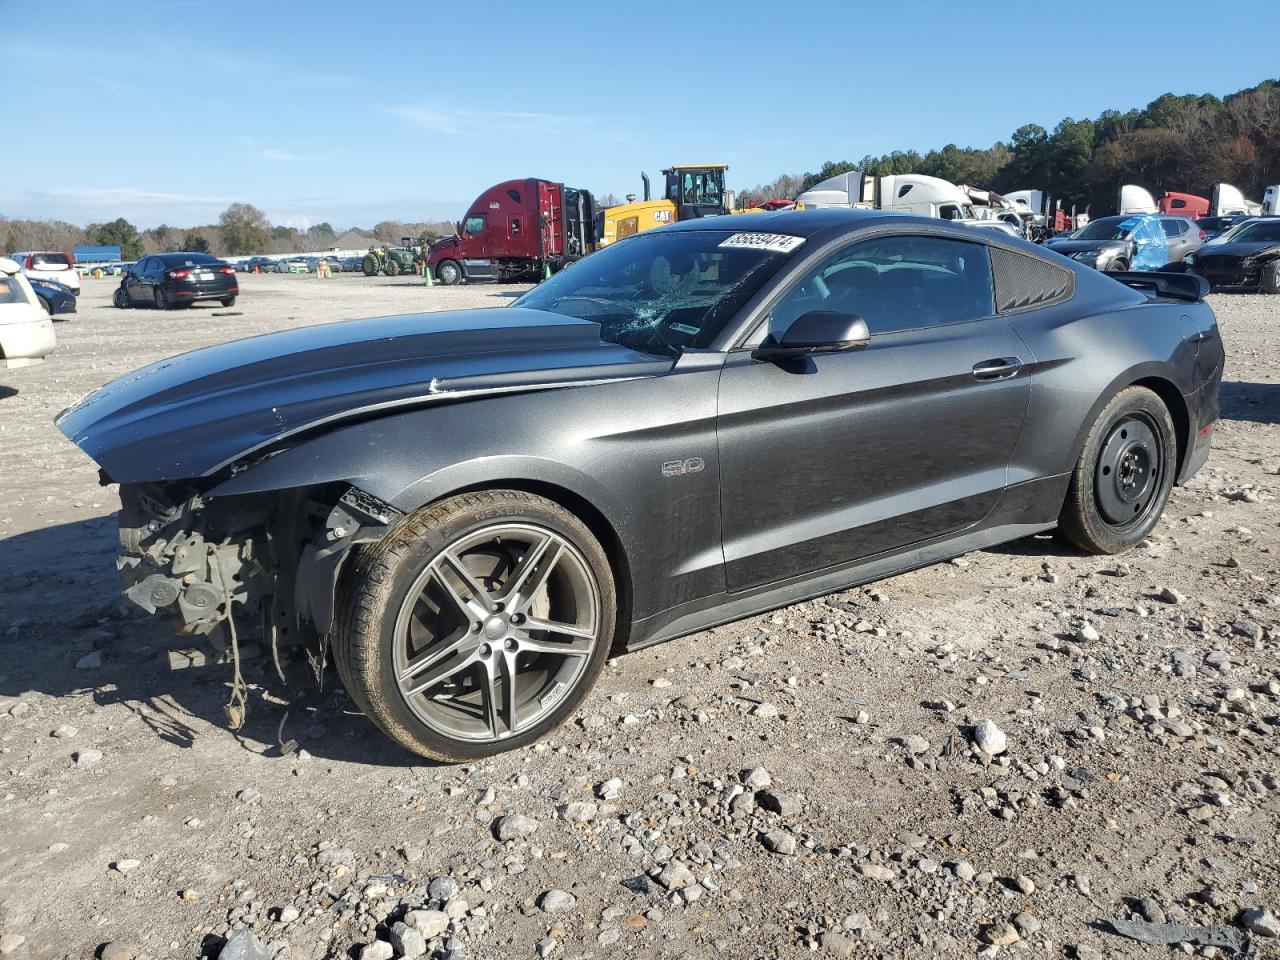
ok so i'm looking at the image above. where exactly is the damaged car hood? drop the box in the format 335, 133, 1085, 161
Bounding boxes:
1045, 239, 1127, 255
57, 307, 672, 483
1196, 240, 1280, 259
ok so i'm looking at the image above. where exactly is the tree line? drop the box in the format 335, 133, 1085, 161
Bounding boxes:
1, 203, 455, 262
6, 79, 1277, 257
737, 79, 1280, 214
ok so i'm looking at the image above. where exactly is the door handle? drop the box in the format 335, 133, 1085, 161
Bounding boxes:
972, 357, 1023, 381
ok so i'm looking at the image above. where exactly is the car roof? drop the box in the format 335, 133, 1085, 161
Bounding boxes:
660, 208, 898, 237
656, 208, 1060, 257
158, 252, 216, 263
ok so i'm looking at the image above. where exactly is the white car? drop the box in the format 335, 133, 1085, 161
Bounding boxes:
0, 257, 57, 368
8, 250, 82, 295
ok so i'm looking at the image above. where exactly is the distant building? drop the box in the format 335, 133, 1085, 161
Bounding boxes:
74, 245, 122, 264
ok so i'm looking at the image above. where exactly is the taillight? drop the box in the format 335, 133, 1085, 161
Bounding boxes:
169, 269, 191, 279
217, 266, 234, 275
1199, 230, 1206, 240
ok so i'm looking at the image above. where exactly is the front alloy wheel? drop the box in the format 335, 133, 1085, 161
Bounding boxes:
334, 491, 615, 761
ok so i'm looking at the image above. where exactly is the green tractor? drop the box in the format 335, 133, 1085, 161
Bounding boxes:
362, 245, 420, 277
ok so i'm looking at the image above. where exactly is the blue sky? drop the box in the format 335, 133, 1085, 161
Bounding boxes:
2, 0, 1276, 229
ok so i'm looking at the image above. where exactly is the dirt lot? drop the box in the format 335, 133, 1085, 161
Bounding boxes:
0, 274, 1277, 960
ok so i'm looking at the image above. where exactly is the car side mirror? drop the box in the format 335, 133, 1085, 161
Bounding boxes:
752, 311, 870, 361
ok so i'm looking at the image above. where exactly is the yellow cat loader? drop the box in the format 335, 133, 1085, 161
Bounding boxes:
595, 164, 761, 248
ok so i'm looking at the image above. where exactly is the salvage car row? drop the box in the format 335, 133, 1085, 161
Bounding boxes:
1046, 213, 1280, 291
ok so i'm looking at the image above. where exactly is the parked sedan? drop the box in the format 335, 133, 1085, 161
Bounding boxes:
1186, 217, 1280, 292
274, 258, 310, 274
1195, 214, 1252, 240
243, 256, 277, 274
113, 253, 238, 309
57, 211, 1223, 761
1046, 213, 1202, 272
0, 257, 56, 367
28, 278, 77, 319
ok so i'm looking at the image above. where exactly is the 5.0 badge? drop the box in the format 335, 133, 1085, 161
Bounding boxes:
661, 457, 705, 478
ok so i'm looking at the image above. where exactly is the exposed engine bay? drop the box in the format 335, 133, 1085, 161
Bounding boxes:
114, 480, 402, 697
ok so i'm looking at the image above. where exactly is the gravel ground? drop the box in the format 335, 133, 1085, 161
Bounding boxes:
0, 275, 1277, 960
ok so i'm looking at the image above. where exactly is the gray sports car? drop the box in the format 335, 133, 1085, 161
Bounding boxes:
56, 210, 1223, 761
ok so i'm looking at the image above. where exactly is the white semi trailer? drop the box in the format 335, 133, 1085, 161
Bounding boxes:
795, 172, 1020, 236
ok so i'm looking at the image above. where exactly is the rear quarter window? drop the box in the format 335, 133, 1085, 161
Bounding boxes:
0, 276, 30, 305
989, 247, 1074, 313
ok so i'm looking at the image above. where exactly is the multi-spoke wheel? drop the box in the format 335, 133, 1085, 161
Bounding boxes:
1059, 386, 1177, 554
334, 491, 615, 761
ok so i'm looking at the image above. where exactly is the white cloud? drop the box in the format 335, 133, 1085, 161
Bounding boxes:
383, 106, 598, 138
259, 148, 304, 163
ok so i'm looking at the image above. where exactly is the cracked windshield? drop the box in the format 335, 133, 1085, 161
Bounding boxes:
513, 231, 801, 356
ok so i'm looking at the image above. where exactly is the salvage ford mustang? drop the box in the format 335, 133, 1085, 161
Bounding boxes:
1186, 217, 1280, 292
56, 210, 1224, 761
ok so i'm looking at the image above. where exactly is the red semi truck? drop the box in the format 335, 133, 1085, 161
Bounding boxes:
426, 178, 595, 285
1157, 191, 1210, 219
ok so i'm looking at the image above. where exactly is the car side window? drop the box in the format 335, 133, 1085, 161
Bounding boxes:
1160, 220, 1181, 238
767, 235, 995, 338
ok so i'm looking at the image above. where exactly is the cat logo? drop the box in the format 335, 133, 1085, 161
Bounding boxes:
661, 457, 705, 478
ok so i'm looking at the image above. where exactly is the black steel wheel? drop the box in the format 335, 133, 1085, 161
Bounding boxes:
334, 490, 615, 761
1059, 386, 1176, 554
1262, 261, 1280, 295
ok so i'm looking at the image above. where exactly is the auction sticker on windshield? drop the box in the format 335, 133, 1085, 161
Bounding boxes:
718, 233, 806, 254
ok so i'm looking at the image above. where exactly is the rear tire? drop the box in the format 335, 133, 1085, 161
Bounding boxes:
362, 256, 379, 277
1262, 261, 1280, 295
220, 296, 236, 307
386, 260, 400, 277
333, 490, 615, 762
436, 260, 462, 285
154, 288, 169, 310
1058, 386, 1176, 554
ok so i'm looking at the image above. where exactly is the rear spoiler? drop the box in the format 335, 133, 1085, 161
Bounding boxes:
1109, 271, 1208, 302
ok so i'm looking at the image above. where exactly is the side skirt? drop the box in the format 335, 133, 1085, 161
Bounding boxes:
625, 520, 1055, 652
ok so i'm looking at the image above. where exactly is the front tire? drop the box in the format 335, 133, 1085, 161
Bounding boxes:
113, 287, 129, 309
334, 491, 615, 762
362, 256, 379, 277
385, 260, 400, 277
1059, 386, 1176, 554
436, 260, 462, 285
1104, 259, 1128, 274
1262, 261, 1280, 295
